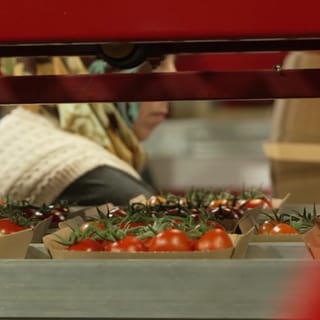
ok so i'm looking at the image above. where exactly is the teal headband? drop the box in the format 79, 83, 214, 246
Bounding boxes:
88, 59, 140, 127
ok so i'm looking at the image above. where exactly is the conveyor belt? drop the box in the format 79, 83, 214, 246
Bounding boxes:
0, 257, 317, 319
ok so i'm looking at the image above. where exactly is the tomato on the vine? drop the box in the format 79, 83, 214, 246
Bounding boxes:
109, 236, 146, 252
109, 207, 127, 218
258, 220, 279, 235
243, 198, 272, 209
80, 221, 106, 233
148, 229, 192, 252
208, 199, 230, 208
68, 238, 104, 251
147, 195, 167, 207
141, 237, 153, 250
270, 223, 299, 235
195, 228, 233, 251
118, 221, 148, 229
0, 219, 25, 235
188, 237, 198, 250
101, 240, 113, 251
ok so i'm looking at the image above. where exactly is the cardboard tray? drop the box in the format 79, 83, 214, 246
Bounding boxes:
43, 226, 254, 260
31, 216, 52, 243
0, 228, 33, 258
303, 225, 320, 259
64, 204, 111, 221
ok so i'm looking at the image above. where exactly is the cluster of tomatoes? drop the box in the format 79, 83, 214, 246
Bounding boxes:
61, 189, 276, 252
257, 220, 299, 235
0, 199, 70, 235
62, 204, 234, 252
146, 189, 272, 221
257, 206, 318, 235
67, 228, 233, 253
184, 189, 272, 209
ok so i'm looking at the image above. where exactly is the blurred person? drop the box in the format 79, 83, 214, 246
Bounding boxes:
0, 55, 176, 206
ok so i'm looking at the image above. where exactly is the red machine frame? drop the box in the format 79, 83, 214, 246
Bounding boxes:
1, 0, 320, 103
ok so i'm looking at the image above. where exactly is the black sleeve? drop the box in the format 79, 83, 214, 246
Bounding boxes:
56, 166, 156, 206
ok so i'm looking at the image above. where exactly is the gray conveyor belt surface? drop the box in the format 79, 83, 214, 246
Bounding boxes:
0, 258, 318, 319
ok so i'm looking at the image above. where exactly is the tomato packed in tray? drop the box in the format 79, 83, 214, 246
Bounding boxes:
52, 189, 270, 253
256, 205, 319, 235
55, 203, 235, 253
0, 199, 70, 231
146, 188, 272, 220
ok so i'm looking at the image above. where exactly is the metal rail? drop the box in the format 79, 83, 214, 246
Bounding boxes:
1, 69, 320, 104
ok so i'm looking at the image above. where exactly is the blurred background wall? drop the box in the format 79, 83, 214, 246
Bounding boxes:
144, 100, 273, 194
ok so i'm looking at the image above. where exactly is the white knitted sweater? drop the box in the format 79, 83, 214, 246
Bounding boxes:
0, 107, 141, 205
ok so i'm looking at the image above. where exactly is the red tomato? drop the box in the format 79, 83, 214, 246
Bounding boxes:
188, 237, 198, 250
68, 238, 104, 251
46, 209, 67, 228
208, 199, 230, 208
0, 219, 25, 235
141, 237, 153, 250
101, 240, 113, 251
270, 223, 299, 235
243, 198, 272, 209
109, 236, 146, 252
21, 207, 37, 219
80, 221, 106, 233
148, 229, 192, 252
147, 195, 166, 206
257, 220, 279, 235
109, 207, 127, 217
195, 228, 233, 251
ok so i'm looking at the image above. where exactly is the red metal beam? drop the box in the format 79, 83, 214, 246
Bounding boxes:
1, 0, 320, 43
1, 70, 320, 104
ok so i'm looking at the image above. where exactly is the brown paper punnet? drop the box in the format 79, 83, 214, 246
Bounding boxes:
58, 216, 85, 230
43, 227, 254, 260
31, 216, 52, 243
55, 205, 113, 223
57, 215, 253, 258
130, 194, 147, 204
0, 228, 33, 258
58, 204, 116, 229
304, 226, 320, 259
69, 204, 114, 219
250, 233, 303, 242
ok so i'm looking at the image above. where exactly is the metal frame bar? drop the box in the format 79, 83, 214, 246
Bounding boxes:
1, 69, 320, 104
1, 0, 320, 102
0, 39, 320, 58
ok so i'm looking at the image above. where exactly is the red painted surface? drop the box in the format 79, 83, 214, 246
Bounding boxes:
0, 0, 320, 43
1, 69, 320, 104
